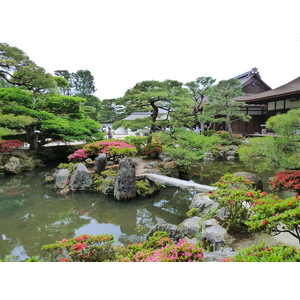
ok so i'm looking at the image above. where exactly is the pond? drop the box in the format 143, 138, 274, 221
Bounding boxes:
0, 160, 296, 261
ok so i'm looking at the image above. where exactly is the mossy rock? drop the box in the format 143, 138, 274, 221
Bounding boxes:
136, 178, 160, 197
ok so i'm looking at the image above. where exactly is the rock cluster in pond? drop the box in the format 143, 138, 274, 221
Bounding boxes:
1, 154, 44, 175
49, 156, 154, 199
146, 191, 238, 261
204, 145, 239, 161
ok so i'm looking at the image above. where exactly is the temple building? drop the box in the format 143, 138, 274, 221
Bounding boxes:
232, 68, 300, 135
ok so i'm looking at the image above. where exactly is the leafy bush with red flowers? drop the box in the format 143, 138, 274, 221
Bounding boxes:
209, 173, 262, 230
223, 242, 300, 262
245, 193, 300, 243
270, 170, 300, 195
0, 140, 23, 154
42, 234, 115, 262
141, 142, 163, 159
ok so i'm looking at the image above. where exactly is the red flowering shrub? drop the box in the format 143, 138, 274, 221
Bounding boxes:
141, 142, 163, 159
209, 173, 261, 230
68, 141, 137, 162
223, 242, 300, 262
270, 171, 300, 194
42, 234, 115, 262
246, 193, 300, 243
0, 140, 23, 154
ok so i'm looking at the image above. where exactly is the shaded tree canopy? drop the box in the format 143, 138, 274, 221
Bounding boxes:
54, 69, 96, 96
0, 43, 103, 150
185, 76, 216, 127
201, 79, 250, 139
0, 43, 56, 94
119, 79, 192, 133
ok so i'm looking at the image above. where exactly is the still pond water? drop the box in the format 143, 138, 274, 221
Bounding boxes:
0, 160, 293, 261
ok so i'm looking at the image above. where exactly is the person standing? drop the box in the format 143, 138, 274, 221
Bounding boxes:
107, 127, 113, 139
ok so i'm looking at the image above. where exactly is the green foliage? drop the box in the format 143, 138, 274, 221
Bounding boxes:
202, 79, 250, 139
161, 129, 221, 165
238, 136, 300, 171
185, 76, 216, 125
238, 109, 300, 171
119, 80, 192, 133
0, 43, 57, 93
225, 242, 300, 262
186, 207, 200, 218
0, 113, 35, 128
42, 234, 115, 262
209, 173, 260, 230
124, 135, 148, 153
202, 129, 216, 136
245, 194, 300, 243
266, 108, 300, 136
136, 179, 159, 196
0, 88, 33, 106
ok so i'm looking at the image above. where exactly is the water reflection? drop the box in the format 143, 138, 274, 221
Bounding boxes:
0, 167, 193, 261
0, 160, 291, 261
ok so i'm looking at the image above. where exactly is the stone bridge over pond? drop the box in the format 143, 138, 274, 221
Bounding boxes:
138, 173, 217, 193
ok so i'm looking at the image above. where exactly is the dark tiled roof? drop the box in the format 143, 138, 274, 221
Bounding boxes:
237, 76, 300, 103
232, 67, 271, 91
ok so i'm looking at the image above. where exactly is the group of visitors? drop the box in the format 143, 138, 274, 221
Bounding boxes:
186, 124, 208, 134
102, 126, 113, 138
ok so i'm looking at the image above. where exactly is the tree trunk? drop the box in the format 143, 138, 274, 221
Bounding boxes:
226, 117, 235, 140
25, 126, 39, 152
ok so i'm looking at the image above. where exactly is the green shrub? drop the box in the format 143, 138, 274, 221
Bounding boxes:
42, 234, 115, 262
245, 194, 300, 243
125, 135, 148, 154
223, 242, 300, 262
208, 173, 260, 230
202, 129, 216, 136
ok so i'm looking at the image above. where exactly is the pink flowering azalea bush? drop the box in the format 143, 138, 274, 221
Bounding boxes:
68, 140, 137, 162
42, 234, 115, 262
117, 231, 204, 262
68, 149, 89, 162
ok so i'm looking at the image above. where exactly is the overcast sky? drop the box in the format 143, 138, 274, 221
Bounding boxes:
2, 0, 300, 100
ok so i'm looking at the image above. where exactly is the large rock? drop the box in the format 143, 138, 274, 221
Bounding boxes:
3, 155, 44, 175
4, 157, 23, 175
189, 193, 219, 215
54, 168, 70, 189
69, 163, 93, 191
201, 219, 232, 251
146, 221, 184, 242
233, 172, 263, 190
114, 157, 136, 200
179, 216, 202, 238
204, 248, 237, 262
95, 153, 107, 174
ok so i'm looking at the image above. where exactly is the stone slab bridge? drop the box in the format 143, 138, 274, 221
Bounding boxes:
138, 173, 217, 193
